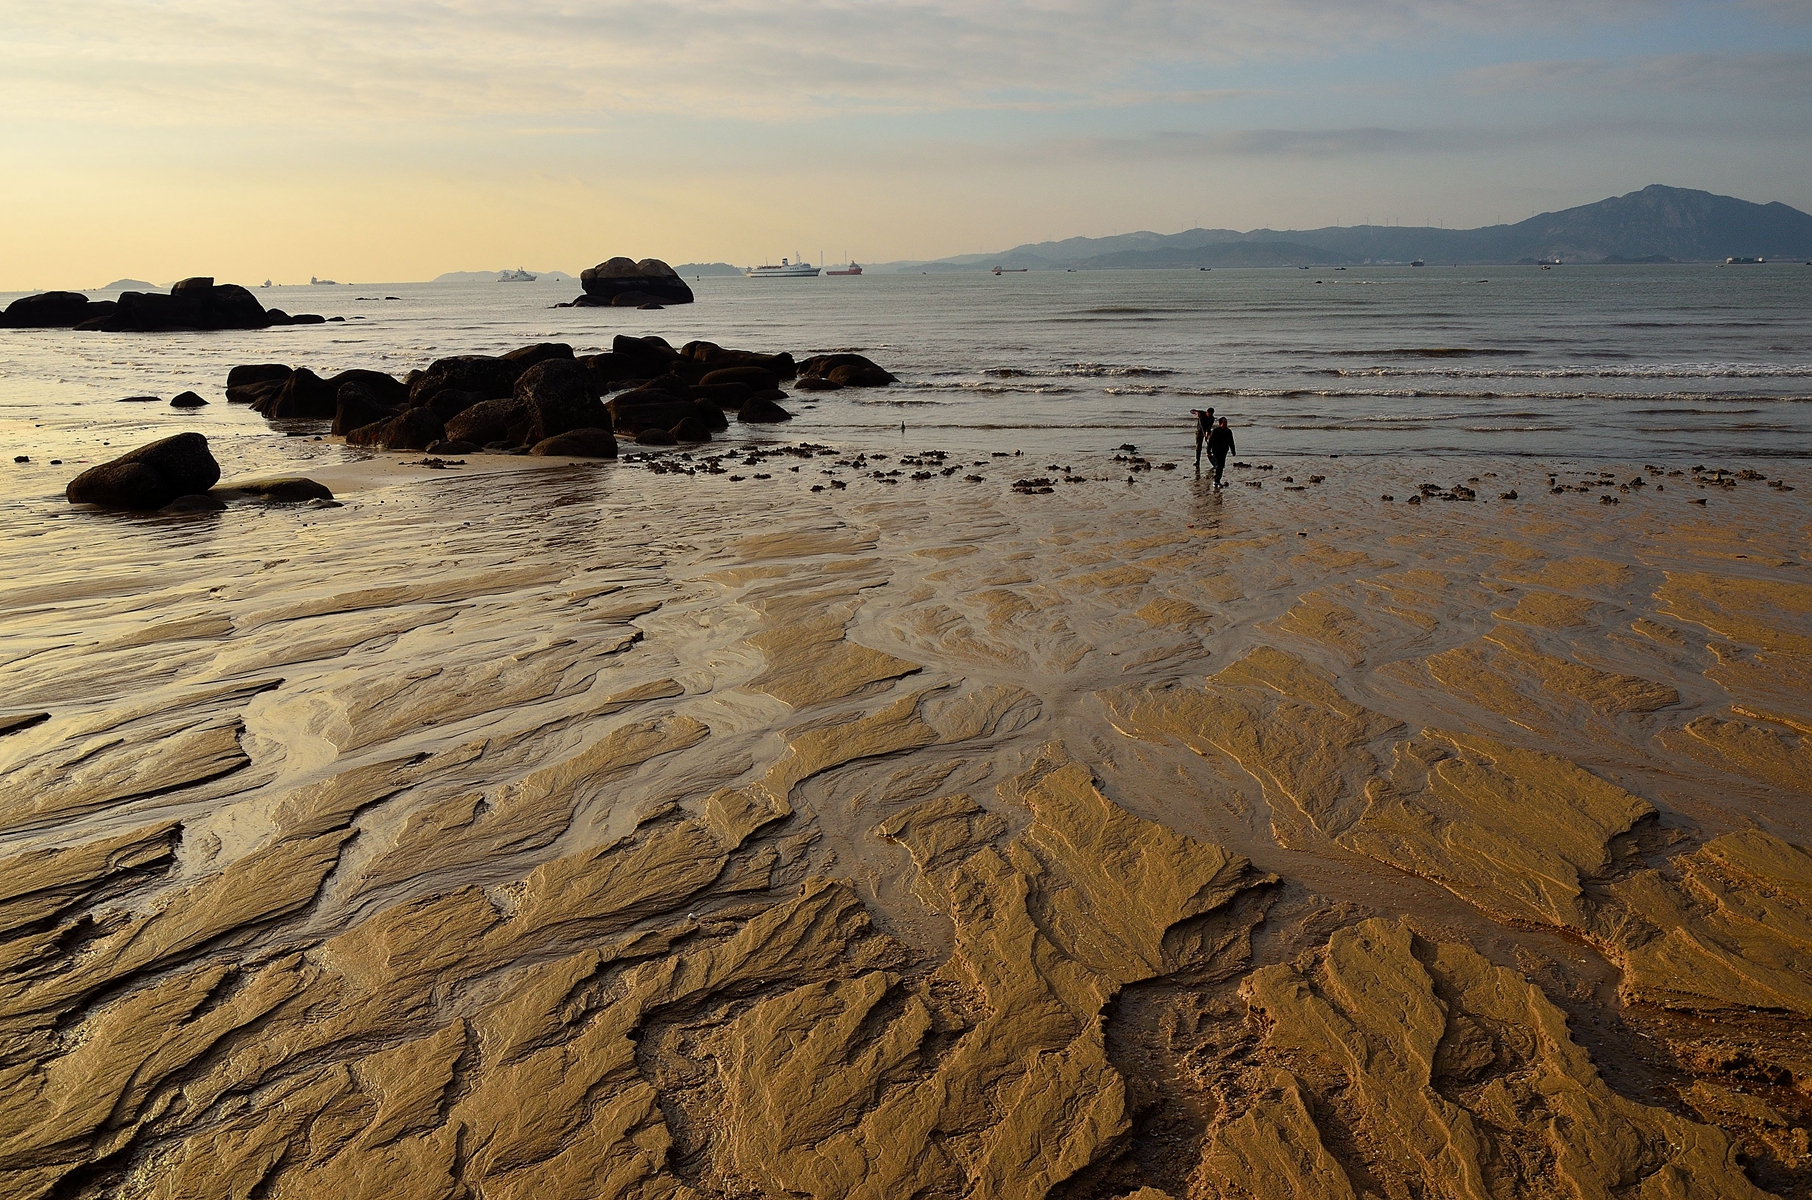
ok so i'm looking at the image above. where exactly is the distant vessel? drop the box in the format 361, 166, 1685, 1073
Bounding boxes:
746, 258, 819, 278
261, 279, 272, 288
1410, 260, 1426, 268
498, 267, 537, 282
827, 262, 863, 276
1724, 256, 1765, 265
310, 276, 339, 285
991, 266, 1028, 274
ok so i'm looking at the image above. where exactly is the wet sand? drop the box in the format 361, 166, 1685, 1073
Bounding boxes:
1, 442, 1808, 1198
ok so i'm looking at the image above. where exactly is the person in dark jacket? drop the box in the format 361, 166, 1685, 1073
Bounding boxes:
1192, 407, 1214, 471
1206, 417, 1235, 487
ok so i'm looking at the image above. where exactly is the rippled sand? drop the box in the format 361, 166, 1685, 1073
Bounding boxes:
1, 446, 1807, 1198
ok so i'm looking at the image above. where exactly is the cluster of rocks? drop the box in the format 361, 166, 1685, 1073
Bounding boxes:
229, 336, 895, 456
558, 258, 696, 309
64, 432, 332, 511
1, 278, 330, 331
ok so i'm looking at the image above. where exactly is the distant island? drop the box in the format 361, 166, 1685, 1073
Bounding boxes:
878, 185, 1812, 270
674, 263, 745, 276
431, 269, 577, 283
96, 279, 158, 291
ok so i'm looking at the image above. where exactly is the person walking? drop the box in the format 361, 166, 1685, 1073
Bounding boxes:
1192, 407, 1214, 472
1206, 416, 1235, 488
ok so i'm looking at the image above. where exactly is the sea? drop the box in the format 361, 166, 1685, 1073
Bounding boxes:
2, 265, 1809, 501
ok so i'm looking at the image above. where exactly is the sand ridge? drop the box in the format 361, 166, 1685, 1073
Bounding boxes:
0, 445, 1807, 1197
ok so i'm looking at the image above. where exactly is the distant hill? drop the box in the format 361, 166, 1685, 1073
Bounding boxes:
95, 278, 157, 291
674, 263, 745, 276
881, 186, 1812, 270
433, 269, 575, 283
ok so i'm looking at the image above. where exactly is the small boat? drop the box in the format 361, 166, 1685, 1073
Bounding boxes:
1724, 256, 1765, 265
498, 267, 538, 282
309, 275, 339, 285
746, 258, 820, 278
1410, 260, 1426, 268
991, 266, 1028, 274
261, 279, 272, 288
827, 262, 863, 276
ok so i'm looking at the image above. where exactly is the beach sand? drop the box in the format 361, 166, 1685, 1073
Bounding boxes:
1, 442, 1808, 1198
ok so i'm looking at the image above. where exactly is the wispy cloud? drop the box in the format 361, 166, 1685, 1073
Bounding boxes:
1457, 50, 1812, 97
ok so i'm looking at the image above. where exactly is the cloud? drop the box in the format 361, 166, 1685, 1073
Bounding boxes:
1458, 51, 1812, 97
0, 0, 1687, 128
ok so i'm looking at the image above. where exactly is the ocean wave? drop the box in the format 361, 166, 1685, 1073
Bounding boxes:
1318, 347, 1533, 358
1316, 363, 1812, 380
983, 363, 1177, 378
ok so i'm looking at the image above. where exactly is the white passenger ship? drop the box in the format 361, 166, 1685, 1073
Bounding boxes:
745, 258, 820, 278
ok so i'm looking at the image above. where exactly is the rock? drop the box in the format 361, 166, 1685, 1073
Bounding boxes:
424, 389, 488, 423
739, 396, 793, 423
254, 367, 338, 419
691, 382, 753, 409
0, 291, 103, 328
66, 432, 221, 509
229, 478, 335, 502
671, 415, 712, 443
119, 395, 162, 403
170, 392, 208, 408
515, 360, 610, 444
445, 397, 531, 446
794, 375, 842, 392
425, 439, 483, 456
408, 355, 522, 408
93, 284, 274, 332
325, 369, 409, 409
607, 394, 719, 435
306, 497, 342, 508
161, 492, 228, 513
610, 334, 682, 377
370, 407, 445, 451
530, 428, 618, 458
578, 258, 694, 306
226, 364, 290, 404
635, 427, 678, 446
575, 352, 636, 389
799, 352, 895, 387
331, 383, 400, 436
680, 341, 796, 378
288, 313, 327, 325
636, 302, 665, 310
700, 366, 780, 391
502, 343, 574, 368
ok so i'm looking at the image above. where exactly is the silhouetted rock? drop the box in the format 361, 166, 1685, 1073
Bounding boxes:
326, 368, 408, 409
635, 428, 678, 446
408, 355, 523, 407
425, 389, 487, 423
607, 393, 721, 435
332, 383, 399, 436
610, 334, 682, 376
227, 364, 291, 402
229, 478, 334, 502
794, 375, 842, 392
671, 415, 712, 443
691, 381, 753, 409
255, 368, 338, 419
351, 407, 445, 451
799, 352, 896, 387
739, 395, 793, 423
578, 258, 693, 306
66, 432, 221, 509
0, 291, 100, 328
516, 359, 609, 444
170, 392, 208, 408
700, 365, 780, 391
531, 427, 618, 458
502, 342, 575, 368
445, 397, 530, 446
99, 283, 273, 332
681, 341, 796, 378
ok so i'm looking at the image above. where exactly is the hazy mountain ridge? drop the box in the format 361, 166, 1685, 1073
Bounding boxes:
879, 186, 1812, 270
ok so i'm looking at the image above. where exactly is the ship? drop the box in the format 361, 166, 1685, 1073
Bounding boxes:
991, 266, 1028, 274
1410, 260, 1426, 268
827, 262, 863, 276
745, 258, 820, 278
261, 280, 272, 288
498, 267, 537, 282
309, 276, 339, 285
1724, 256, 1765, 265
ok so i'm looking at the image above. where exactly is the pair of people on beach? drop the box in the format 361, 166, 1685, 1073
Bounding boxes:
1193, 407, 1235, 486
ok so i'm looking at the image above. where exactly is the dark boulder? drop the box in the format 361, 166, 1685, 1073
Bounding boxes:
576, 352, 635, 389
170, 392, 208, 408
66, 432, 221, 509
264, 309, 292, 325
426, 440, 483, 456
383, 407, 446, 451
503, 342, 575, 368
227, 363, 290, 392
739, 396, 793, 423
425, 389, 487, 423
288, 314, 327, 325
799, 352, 896, 387
229, 478, 334, 502
610, 334, 681, 376
120, 395, 162, 403
162, 493, 228, 514
578, 258, 694, 306
607, 393, 719, 435
681, 342, 796, 378
332, 383, 399, 436
326, 368, 408, 409
408, 355, 523, 407
255, 367, 338, 419
635, 428, 678, 446
795, 375, 842, 392
99, 284, 272, 332
671, 415, 712, 443
516, 359, 610, 444
1, 291, 101, 328
445, 397, 531, 446
691, 381, 753, 409
531, 428, 618, 458
700, 365, 779, 391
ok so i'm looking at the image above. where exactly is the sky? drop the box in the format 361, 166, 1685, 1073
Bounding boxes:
2, 0, 1809, 287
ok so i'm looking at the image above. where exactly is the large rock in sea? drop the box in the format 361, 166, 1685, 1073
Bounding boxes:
515, 359, 610, 444
798, 352, 896, 387
92, 280, 276, 332
0, 291, 103, 328
445, 397, 531, 446
610, 334, 682, 377
739, 395, 793, 423
680, 341, 796, 378
530, 428, 618, 458
502, 342, 575, 369
254, 368, 338, 419
409, 355, 523, 408
66, 432, 221, 510
226, 364, 291, 403
332, 383, 400, 435
577, 259, 693, 307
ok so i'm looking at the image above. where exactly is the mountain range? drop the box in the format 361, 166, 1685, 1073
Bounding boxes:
877, 186, 1812, 270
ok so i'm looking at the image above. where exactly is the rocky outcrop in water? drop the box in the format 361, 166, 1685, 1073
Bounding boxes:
2, 278, 327, 331
64, 432, 221, 509
568, 258, 694, 307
